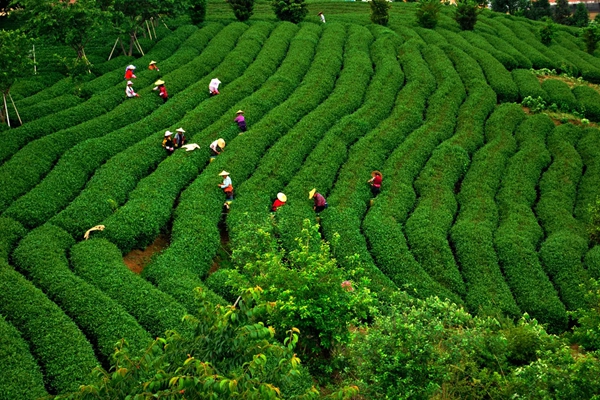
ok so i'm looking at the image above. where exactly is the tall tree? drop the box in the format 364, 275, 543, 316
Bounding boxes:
370, 0, 391, 26
454, 0, 480, 30
572, 2, 589, 27
0, 29, 32, 126
553, 0, 571, 25
226, 0, 254, 21
272, 0, 308, 23
12, 0, 109, 63
531, 0, 552, 19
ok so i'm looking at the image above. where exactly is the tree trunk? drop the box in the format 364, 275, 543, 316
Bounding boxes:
129, 34, 134, 57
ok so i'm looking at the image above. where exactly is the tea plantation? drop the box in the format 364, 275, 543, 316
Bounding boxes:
2, 1, 600, 397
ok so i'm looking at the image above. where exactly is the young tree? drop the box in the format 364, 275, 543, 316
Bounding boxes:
226, 0, 254, 21
0, 29, 32, 126
370, 0, 391, 26
539, 17, 556, 44
416, 0, 442, 28
13, 0, 109, 64
531, 0, 552, 20
189, 0, 207, 24
553, 0, 572, 25
454, 0, 480, 30
272, 0, 308, 23
583, 20, 600, 53
491, 0, 521, 14
572, 2, 589, 27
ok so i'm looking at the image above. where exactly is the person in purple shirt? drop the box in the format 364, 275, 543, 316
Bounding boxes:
309, 188, 328, 212
234, 110, 247, 133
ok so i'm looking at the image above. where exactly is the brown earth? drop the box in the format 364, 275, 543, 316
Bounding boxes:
123, 234, 170, 274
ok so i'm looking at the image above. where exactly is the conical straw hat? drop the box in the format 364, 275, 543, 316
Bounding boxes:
155, 79, 165, 85
218, 170, 230, 176
217, 138, 226, 148
277, 192, 287, 202
308, 188, 316, 200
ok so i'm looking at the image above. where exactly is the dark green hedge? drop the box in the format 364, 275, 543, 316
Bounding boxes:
0, 262, 98, 394
0, 217, 26, 261
573, 85, 600, 122
512, 69, 549, 102
541, 79, 579, 112
0, 314, 48, 399
575, 127, 600, 226
12, 225, 152, 360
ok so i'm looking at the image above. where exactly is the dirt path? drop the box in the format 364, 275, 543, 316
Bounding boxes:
123, 234, 170, 274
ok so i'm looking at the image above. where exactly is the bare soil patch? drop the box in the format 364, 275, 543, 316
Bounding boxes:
123, 234, 170, 274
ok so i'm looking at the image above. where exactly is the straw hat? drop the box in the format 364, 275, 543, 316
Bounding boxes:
277, 192, 287, 202
164, 131, 172, 137
127, 81, 133, 85
217, 138, 226, 148
308, 188, 316, 200
149, 60, 157, 65
218, 170, 230, 176
236, 110, 244, 114
127, 64, 136, 70
176, 128, 185, 133
155, 80, 165, 85
318, 12, 323, 15
371, 170, 383, 178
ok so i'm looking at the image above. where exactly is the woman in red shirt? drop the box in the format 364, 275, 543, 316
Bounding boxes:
271, 192, 287, 212
153, 80, 168, 102
124, 65, 136, 80
368, 171, 383, 196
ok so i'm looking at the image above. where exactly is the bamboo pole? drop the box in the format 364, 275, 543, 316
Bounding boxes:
159, 15, 171, 31
151, 17, 157, 38
119, 37, 127, 56
108, 38, 119, 61
134, 33, 145, 56
145, 20, 153, 40
3, 94, 11, 127
8, 93, 22, 125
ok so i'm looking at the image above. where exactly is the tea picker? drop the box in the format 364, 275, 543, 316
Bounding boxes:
162, 131, 175, 155
209, 138, 226, 160
125, 81, 139, 98
153, 80, 168, 102
309, 188, 328, 213
218, 171, 234, 201
234, 110, 247, 133
209, 78, 221, 96
124, 65, 137, 80
271, 192, 287, 212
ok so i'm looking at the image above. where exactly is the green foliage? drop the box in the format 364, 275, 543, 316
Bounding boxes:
572, 2, 589, 27
491, 0, 520, 14
54, 287, 328, 399
0, 30, 33, 94
231, 220, 374, 369
522, 95, 547, 112
0, 217, 26, 261
541, 79, 578, 112
554, 0, 571, 25
370, 0, 391, 26
539, 18, 556, 45
189, 0, 206, 24
272, 0, 308, 23
512, 69, 549, 101
227, 0, 254, 21
588, 196, 600, 245
416, 0, 442, 29
0, 314, 48, 399
531, 0, 552, 20
573, 85, 600, 121
454, 0, 479, 30
583, 20, 600, 54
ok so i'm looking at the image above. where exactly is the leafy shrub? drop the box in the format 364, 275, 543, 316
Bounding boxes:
512, 69, 549, 101
570, 279, 600, 350
583, 21, 600, 54
272, 0, 308, 23
416, 0, 442, 29
541, 79, 578, 112
539, 18, 556, 45
370, 0, 391, 26
572, 2, 589, 27
572, 85, 600, 121
554, 0, 571, 24
0, 217, 26, 261
454, 0, 479, 30
522, 95, 547, 112
227, 0, 254, 21
190, 0, 207, 24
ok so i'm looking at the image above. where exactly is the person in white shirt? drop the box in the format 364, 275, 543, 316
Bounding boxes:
210, 138, 226, 155
125, 81, 139, 98
318, 12, 326, 23
209, 78, 221, 96
218, 170, 233, 200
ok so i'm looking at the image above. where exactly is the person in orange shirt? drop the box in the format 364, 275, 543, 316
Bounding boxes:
148, 61, 160, 71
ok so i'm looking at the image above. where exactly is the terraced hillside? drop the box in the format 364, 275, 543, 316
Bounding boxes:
2, 4, 600, 396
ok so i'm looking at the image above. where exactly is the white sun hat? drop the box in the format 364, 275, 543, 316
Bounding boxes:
164, 131, 172, 137
127, 81, 133, 85
218, 170, 230, 176
277, 192, 287, 202
127, 64, 136, 70
176, 128, 185, 133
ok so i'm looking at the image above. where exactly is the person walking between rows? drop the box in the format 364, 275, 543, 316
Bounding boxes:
153, 80, 168, 102
368, 170, 382, 196
162, 131, 175, 155
209, 78, 221, 96
148, 61, 160, 71
318, 12, 326, 23
125, 65, 137, 80
218, 171, 234, 200
234, 110, 247, 133
210, 138, 226, 155
174, 128, 186, 149
309, 188, 327, 213
272, 192, 287, 212
125, 81, 139, 98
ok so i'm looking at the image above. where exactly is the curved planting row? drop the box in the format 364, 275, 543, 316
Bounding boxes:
479, 32, 532, 70
0, 314, 47, 399
0, 24, 223, 214
140, 23, 345, 311
12, 224, 153, 360
227, 24, 375, 246
0, 24, 202, 165
541, 79, 578, 112
274, 25, 404, 255
365, 42, 466, 300
0, 262, 98, 394
69, 238, 196, 338
493, 114, 568, 333
10, 72, 67, 102
460, 30, 519, 71
94, 21, 282, 253
512, 68, 548, 102
579, 128, 600, 280
319, 39, 435, 299
573, 85, 600, 122
5, 22, 256, 231
536, 124, 590, 312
